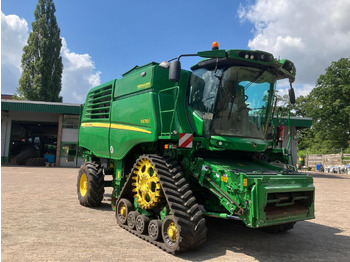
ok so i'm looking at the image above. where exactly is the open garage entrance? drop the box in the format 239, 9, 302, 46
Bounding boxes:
10, 121, 58, 165
1, 99, 83, 166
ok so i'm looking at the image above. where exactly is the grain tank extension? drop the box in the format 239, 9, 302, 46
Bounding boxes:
77, 43, 315, 253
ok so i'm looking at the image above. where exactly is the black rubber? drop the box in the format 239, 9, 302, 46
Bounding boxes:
136, 215, 150, 234
127, 211, 140, 230
77, 162, 104, 207
116, 198, 133, 225
148, 220, 162, 241
25, 157, 46, 166
116, 154, 207, 254
14, 148, 37, 165
162, 215, 180, 251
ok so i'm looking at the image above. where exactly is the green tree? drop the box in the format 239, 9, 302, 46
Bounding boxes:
296, 58, 350, 153
16, 0, 63, 102
274, 93, 294, 117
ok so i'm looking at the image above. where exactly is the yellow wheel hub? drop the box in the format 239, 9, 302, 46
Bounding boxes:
132, 158, 162, 209
167, 222, 178, 242
120, 205, 127, 218
80, 173, 88, 196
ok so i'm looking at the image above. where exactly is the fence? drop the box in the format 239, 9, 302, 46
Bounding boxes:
305, 153, 350, 173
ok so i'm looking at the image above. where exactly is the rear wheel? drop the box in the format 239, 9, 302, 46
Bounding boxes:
26, 157, 46, 166
77, 162, 104, 207
14, 148, 36, 165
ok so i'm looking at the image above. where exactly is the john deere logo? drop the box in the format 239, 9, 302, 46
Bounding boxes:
252, 143, 257, 148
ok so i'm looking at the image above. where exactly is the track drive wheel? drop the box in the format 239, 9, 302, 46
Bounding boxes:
132, 157, 162, 209
116, 198, 132, 225
162, 215, 180, 252
77, 162, 104, 207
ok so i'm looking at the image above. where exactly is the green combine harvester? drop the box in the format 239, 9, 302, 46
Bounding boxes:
77, 42, 315, 253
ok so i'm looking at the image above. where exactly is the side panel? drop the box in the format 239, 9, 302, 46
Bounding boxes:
79, 122, 110, 158
109, 92, 158, 159
79, 81, 115, 158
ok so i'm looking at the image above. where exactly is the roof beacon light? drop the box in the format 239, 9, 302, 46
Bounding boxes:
212, 42, 219, 50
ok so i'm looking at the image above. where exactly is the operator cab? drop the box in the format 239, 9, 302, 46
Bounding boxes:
167, 42, 296, 149
189, 66, 275, 140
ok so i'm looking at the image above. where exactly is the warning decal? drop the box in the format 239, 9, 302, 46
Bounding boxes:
179, 133, 193, 148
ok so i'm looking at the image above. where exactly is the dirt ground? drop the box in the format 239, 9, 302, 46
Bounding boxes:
2, 166, 350, 262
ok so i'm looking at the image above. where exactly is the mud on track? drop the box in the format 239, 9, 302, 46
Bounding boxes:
2, 166, 350, 261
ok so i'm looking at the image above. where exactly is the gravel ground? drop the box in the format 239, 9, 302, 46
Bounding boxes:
2, 166, 350, 261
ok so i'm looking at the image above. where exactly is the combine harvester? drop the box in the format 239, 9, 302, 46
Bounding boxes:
77, 42, 315, 253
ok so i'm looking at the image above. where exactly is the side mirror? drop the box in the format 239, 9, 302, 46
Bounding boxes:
169, 60, 181, 82
289, 86, 296, 104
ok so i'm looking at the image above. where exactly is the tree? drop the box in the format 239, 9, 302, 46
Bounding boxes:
16, 0, 63, 102
296, 58, 350, 153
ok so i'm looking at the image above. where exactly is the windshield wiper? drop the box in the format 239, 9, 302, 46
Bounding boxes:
244, 69, 266, 90
228, 73, 239, 119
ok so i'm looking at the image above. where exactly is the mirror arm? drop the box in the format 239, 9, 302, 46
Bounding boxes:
168, 53, 198, 63
168, 54, 199, 82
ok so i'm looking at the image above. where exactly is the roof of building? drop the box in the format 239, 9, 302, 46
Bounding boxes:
272, 116, 312, 129
1, 99, 81, 115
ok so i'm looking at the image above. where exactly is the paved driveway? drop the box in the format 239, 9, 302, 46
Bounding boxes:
2, 166, 350, 261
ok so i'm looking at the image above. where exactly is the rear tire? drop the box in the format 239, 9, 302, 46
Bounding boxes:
77, 162, 104, 207
26, 157, 46, 166
14, 148, 36, 165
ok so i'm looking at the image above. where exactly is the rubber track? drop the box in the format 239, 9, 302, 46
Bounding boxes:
116, 154, 207, 254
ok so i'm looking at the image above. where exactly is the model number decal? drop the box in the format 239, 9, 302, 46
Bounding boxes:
221, 176, 228, 183
137, 82, 151, 89
140, 118, 151, 124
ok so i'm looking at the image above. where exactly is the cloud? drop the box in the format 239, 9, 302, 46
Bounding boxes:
1, 12, 28, 94
60, 38, 101, 103
1, 12, 100, 103
239, 0, 350, 96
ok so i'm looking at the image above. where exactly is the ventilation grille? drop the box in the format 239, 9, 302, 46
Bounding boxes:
85, 85, 112, 119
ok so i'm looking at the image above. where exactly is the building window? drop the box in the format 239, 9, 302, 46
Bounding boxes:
61, 143, 78, 162
62, 115, 79, 129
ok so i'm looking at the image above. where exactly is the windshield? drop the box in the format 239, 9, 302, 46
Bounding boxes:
189, 66, 276, 139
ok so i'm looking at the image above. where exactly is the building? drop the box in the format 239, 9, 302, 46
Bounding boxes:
1, 99, 83, 167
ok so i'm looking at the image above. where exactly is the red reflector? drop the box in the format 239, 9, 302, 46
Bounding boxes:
179, 133, 193, 148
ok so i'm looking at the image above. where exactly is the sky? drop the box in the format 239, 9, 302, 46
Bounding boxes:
1, 0, 350, 103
